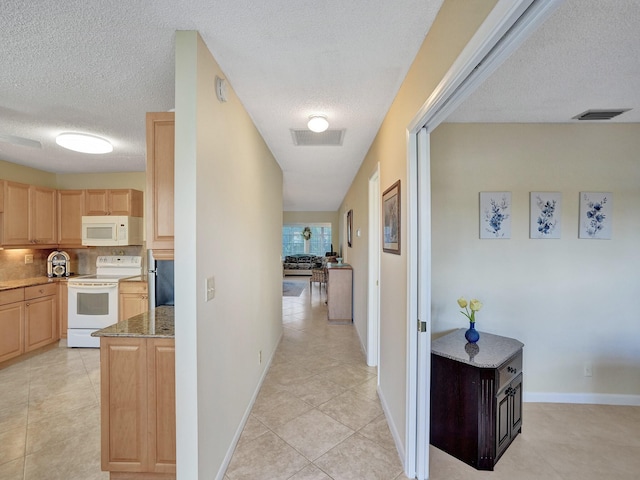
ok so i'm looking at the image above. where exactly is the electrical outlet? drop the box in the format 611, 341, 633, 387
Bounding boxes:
584, 363, 593, 377
259, 350, 262, 365
24, 254, 33, 264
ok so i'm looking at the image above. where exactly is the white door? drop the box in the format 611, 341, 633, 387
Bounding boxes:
414, 127, 431, 479
367, 165, 380, 367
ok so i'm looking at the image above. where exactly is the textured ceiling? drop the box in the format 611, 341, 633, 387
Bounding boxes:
448, 0, 640, 124
3, 1, 637, 212
0, 0, 443, 211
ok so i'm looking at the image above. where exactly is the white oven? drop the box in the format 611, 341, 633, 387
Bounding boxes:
68, 281, 119, 347
67, 256, 142, 348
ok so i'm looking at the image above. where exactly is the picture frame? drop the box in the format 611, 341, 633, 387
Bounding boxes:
480, 192, 511, 239
530, 192, 562, 239
579, 192, 612, 239
347, 209, 353, 248
382, 180, 401, 254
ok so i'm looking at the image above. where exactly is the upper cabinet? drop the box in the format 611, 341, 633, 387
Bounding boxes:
85, 189, 143, 217
146, 112, 175, 257
57, 189, 85, 247
2, 181, 57, 247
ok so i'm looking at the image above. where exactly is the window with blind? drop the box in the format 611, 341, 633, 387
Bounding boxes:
282, 224, 332, 257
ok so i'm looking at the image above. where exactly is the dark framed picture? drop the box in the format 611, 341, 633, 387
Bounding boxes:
382, 180, 400, 254
347, 209, 353, 247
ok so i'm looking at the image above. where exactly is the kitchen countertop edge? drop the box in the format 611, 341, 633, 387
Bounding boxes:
91, 306, 175, 339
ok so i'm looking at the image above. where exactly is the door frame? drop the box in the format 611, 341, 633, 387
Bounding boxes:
367, 164, 381, 367
403, 1, 563, 477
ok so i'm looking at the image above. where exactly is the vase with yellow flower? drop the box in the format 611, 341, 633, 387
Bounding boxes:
458, 297, 482, 344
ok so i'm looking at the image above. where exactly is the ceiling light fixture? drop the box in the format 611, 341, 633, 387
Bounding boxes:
55, 132, 113, 154
307, 115, 329, 133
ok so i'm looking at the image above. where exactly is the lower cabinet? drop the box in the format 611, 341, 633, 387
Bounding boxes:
58, 281, 68, 339
430, 348, 523, 470
0, 289, 25, 363
0, 283, 58, 365
100, 336, 176, 478
326, 265, 353, 323
119, 281, 148, 321
24, 283, 58, 352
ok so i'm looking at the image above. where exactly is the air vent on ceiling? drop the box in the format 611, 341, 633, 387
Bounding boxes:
572, 109, 631, 121
291, 129, 345, 146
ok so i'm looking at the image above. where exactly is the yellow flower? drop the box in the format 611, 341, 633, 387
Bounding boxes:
469, 299, 482, 312
458, 296, 482, 323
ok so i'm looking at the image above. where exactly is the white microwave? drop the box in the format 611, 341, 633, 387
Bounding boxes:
82, 216, 143, 246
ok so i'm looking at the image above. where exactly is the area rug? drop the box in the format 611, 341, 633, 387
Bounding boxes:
283, 281, 305, 297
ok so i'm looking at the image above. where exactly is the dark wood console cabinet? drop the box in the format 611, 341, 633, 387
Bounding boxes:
430, 329, 524, 470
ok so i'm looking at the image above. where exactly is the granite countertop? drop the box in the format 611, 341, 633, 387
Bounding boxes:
431, 328, 524, 368
0, 276, 66, 291
326, 263, 351, 268
91, 306, 175, 338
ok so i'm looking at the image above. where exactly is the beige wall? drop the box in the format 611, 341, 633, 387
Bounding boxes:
432, 123, 640, 399
0, 160, 57, 187
283, 211, 340, 252
338, 0, 497, 454
174, 31, 284, 478
0, 159, 144, 191
56, 172, 145, 191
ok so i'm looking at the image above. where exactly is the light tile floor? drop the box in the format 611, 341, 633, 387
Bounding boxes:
0, 341, 106, 480
2, 276, 639, 480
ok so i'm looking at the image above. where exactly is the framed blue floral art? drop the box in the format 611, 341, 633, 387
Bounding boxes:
480, 192, 511, 239
530, 192, 562, 239
579, 192, 612, 239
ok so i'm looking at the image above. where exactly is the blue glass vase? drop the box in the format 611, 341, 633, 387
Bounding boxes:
465, 322, 480, 344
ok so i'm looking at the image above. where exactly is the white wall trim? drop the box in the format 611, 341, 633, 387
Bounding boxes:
524, 392, 640, 406
215, 330, 284, 480
378, 386, 406, 468
408, 0, 564, 134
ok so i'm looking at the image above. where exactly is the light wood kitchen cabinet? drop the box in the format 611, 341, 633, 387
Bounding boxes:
57, 189, 85, 246
58, 281, 68, 338
100, 336, 176, 477
24, 283, 58, 352
326, 265, 353, 323
0, 289, 25, 363
146, 112, 175, 258
2, 181, 57, 247
85, 188, 143, 217
119, 281, 148, 321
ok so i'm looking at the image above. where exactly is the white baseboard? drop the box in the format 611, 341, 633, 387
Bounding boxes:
524, 392, 640, 406
377, 386, 407, 471
215, 329, 284, 480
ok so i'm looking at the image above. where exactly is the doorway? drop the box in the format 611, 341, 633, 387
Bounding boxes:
367, 165, 380, 367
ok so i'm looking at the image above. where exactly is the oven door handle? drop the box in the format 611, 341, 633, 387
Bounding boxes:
68, 283, 118, 289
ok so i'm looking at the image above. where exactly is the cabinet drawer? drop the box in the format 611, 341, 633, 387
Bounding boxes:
0, 288, 25, 306
25, 283, 57, 300
119, 281, 148, 294
498, 351, 522, 392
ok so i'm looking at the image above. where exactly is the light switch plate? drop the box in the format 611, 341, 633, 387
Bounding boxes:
205, 276, 215, 301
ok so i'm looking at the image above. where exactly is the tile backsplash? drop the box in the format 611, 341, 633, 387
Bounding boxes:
0, 246, 144, 282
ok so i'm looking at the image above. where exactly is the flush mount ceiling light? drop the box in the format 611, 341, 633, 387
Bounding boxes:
55, 132, 113, 154
307, 115, 329, 133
